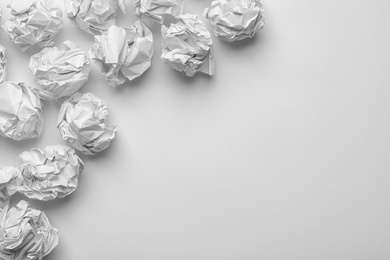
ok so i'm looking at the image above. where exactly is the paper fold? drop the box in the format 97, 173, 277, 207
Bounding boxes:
29, 41, 91, 101
0, 200, 59, 260
203, 0, 265, 42
90, 22, 154, 87
161, 14, 216, 77
2, 0, 63, 51
66, 0, 126, 35
57, 92, 117, 155
0, 82, 44, 141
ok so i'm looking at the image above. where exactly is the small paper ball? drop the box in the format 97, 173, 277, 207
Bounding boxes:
161, 14, 216, 77
0, 82, 44, 141
29, 41, 91, 101
0, 200, 59, 260
57, 92, 117, 155
204, 0, 265, 42
2, 0, 63, 51
90, 22, 153, 87
18, 145, 84, 201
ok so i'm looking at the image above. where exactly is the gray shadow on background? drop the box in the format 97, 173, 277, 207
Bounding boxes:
218, 33, 263, 50
0, 136, 41, 155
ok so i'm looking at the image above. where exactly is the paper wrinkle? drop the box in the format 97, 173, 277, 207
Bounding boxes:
90, 22, 154, 87
0, 166, 21, 209
57, 92, 117, 155
161, 14, 216, 77
2, 0, 63, 51
18, 145, 84, 201
0, 82, 44, 141
90, 21, 154, 87
203, 0, 265, 42
29, 41, 91, 102
66, 0, 126, 35
0, 45, 6, 84
0, 200, 59, 260
135, 0, 184, 25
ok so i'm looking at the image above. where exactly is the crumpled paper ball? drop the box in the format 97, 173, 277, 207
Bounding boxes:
0, 166, 21, 209
2, 0, 63, 51
18, 145, 84, 201
203, 0, 265, 42
0, 45, 6, 84
90, 22, 153, 87
65, 0, 126, 35
29, 41, 91, 101
161, 14, 216, 77
0, 200, 59, 260
0, 82, 44, 141
135, 0, 184, 24
57, 92, 117, 155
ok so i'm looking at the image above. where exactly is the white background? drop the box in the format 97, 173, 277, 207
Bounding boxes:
1, 0, 390, 259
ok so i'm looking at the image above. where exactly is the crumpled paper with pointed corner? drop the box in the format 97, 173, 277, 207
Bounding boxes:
135, 0, 184, 24
0, 45, 6, 84
161, 14, 216, 77
57, 92, 117, 155
66, 0, 126, 35
0, 82, 44, 141
29, 41, 91, 102
0, 200, 59, 260
0, 165, 21, 209
90, 22, 153, 87
2, 0, 63, 51
18, 145, 84, 201
203, 0, 265, 42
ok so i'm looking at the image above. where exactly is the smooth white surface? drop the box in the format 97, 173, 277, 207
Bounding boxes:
1, 0, 390, 259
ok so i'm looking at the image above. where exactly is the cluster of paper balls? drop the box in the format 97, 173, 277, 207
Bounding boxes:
0, 0, 265, 258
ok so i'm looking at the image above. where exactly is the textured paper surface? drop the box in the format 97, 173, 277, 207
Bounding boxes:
66, 0, 126, 35
57, 92, 117, 155
90, 22, 154, 87
29, 41, 91, 101
0, 82, 44, 141
135, 0, 184, 24
0, 166, 20, 209
161, 14, 215, 77
0, 45, 6, 84
0, 200, 59, 260
2, 0, 63, 51
203, 0, 265, 42
18, 145, 84, 201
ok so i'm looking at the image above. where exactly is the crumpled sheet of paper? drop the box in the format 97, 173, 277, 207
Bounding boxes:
161, 14, 216, 77
90, 22, 153, 87
0, 200, 59, 260
0, 45, 6, 84
135, 0, 184, 24
57, 92, 117, 155
0, 166, 21, 209
203, 0, 265, 42
29, 41, 91, 101
66, 0, 126, 35
0, 82, 44, 141
2, 0, 63, 51
18, 145, 84, 201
